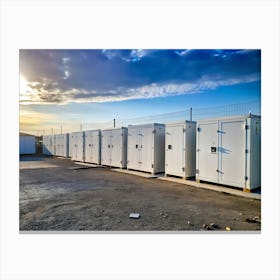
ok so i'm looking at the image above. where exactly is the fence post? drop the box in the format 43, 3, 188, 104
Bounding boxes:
113, 118, 116, 128
190, 107, 192, 121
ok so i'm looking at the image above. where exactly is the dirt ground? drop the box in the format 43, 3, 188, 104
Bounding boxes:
19, 155, 261, 231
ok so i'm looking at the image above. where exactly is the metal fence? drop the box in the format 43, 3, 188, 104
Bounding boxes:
20, 100, 261, 136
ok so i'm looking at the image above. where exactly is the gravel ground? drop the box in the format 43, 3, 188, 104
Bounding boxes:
19, 155, 261, 231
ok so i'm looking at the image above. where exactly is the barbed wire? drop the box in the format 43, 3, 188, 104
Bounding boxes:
20, 100, 261, 136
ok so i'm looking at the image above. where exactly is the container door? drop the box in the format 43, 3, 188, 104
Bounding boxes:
57, 135, 61, 156
69, 134, 73, 157
84, 132, 89, 162
92, 131, 100, 164
77, 133, 84, 162
127, 127, 140, 170
101, 130, 111, 165
61, 135, 64, 156
140, 126, 153, 172
166, 124, 185, 176
61, 135, 63, 156
89, 132, 94, 163
54, 136, 57, 155
111, 129, 123, 167
57, 135, 60, 156
219, 119, 246, 188
138, 128, 142, 170
73, 134, 77, 160
197, 122, 218, 183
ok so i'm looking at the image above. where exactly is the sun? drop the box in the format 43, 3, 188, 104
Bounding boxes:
20, 75, 34, 103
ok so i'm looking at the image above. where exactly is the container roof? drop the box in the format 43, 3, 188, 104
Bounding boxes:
196, 114, 261, 123
19, 132, 37, 137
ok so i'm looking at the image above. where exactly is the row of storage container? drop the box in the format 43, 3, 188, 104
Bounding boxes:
42, 114, 261, 191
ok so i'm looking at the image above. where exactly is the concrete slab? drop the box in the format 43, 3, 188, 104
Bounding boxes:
55, 156, 68, 159
158, 176, 261, 200
73, 162, 104, 168
112, 169, 158, 178
20, 161, 59, 170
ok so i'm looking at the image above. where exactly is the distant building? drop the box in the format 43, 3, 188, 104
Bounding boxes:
19, 132, 36, 155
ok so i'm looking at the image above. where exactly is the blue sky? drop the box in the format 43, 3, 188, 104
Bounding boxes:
19, 49, 261, 132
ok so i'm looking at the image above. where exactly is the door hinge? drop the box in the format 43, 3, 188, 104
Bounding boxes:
152, 130, 156, 134
182, 167, 185, 172
245, 149, 249, 154
245, 176, 248, 181
197, 127, 201, 132
196, 169, 199, 174
245, 124, 249, 130
183, 128, 186, 133
152, 164, 154, 168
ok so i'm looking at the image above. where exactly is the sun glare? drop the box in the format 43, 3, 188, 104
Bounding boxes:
20, 75, 29, 94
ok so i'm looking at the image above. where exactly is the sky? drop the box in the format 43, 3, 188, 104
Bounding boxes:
19, 49, 261, 134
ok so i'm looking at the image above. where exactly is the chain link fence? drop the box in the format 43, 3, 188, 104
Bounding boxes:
20, 100, 261, 136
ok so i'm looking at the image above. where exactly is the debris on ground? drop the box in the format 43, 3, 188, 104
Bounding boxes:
210, 223, 219, 229
202, 223, 219, 230
160, 213, 168, 218
225, 226, 232, 231
202, 224, 213, 230
246, 217, 261, 224
129, 213, 140, 219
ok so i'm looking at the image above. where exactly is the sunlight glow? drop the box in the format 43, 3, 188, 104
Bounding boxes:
20, 75, 30, 94
20, 75, 40, 104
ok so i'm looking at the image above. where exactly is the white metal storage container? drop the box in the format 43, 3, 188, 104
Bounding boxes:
84, 130, 101, 164
127, 123, 165, 174
54, 133, 69, 157
165, 120, 196, 179
196, 114, 261, 191
101, 127, 127, 168
69, 134, 73, 158
20, 135, 36, 155
71, 131, 85, 162
43, 135, 55, 155
54, 135, 60, 156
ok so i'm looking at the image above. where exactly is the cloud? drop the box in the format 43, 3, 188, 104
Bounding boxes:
174, 49, 192, 56
62, 57, 71, 64
19, 49, 261, 104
